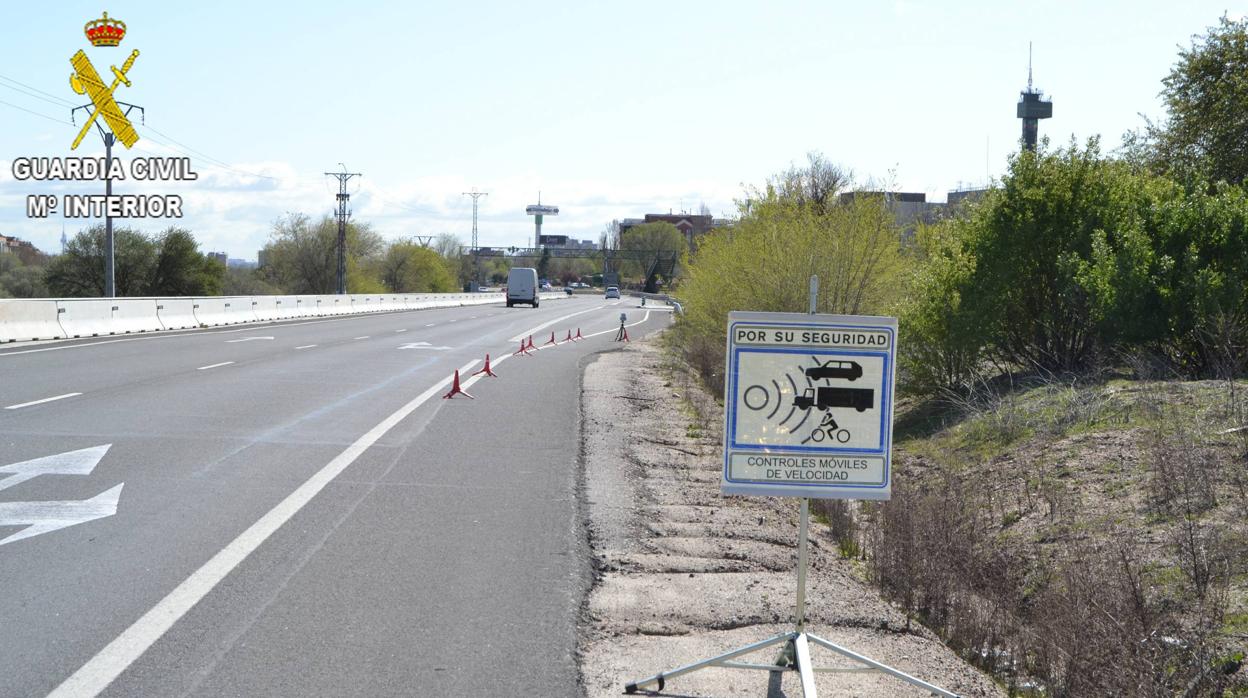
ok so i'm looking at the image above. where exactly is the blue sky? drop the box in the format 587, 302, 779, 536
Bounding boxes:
1, 1, 1242, 260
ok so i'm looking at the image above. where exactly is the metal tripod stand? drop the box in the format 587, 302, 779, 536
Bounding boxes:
622, 498, 959, 697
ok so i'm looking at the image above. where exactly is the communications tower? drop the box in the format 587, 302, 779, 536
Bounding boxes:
1017, 43, 1052, 151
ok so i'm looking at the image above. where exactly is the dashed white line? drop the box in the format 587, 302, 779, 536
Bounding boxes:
4, 392, 83, 410
47, 358, 480, 698
353, 336, 370, 340
424, 324, 435, 327
395, 329, 407, 333
295, 345, 317, 350
196, 362, 234, 371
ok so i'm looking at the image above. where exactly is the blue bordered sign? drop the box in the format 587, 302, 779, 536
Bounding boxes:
722, 311, 897, 500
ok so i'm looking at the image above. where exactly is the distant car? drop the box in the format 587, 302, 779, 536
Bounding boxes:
805, 360, 863, 382
605, 286, 620, 299
563, 286, 574, 295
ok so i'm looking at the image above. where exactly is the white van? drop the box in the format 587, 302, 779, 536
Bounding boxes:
507, 267, 539, 308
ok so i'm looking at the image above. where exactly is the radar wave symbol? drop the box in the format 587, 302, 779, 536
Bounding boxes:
741, 364, 814, 436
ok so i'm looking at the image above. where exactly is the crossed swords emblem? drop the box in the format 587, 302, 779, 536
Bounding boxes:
69, 48, 139, 150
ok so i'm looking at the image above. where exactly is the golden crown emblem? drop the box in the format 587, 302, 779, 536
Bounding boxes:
84, 11, 126, 47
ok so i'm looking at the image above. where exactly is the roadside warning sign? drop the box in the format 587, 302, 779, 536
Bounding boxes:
722, 311, 897, 500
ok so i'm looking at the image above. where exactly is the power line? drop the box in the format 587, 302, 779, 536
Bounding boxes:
0, 80, 77, 111
0, 73, 76, 107
0, 98, 73, 126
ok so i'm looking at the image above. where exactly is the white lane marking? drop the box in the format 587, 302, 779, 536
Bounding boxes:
224, 336, 274, 343
398, 342, 452, 351
0, 444, 110, 492
578, 310, 654, 340
469, 316, 478, 319
196, 362, 234, 371
49, 359, 480, 698
424, 323, 436, 327
353, 336, 370, 340
508, 304, 606, 343
395, 329, 407, 333
4, 392, 83, 410
295, 345, 317, 350
0, 484, 123, 547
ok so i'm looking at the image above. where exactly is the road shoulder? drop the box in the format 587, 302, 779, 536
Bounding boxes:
577, 333, 1004, 697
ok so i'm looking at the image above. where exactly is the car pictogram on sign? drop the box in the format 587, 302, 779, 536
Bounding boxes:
804, 359, 863, 381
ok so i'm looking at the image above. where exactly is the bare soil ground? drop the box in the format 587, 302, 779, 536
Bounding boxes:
578, 336, 1003, 697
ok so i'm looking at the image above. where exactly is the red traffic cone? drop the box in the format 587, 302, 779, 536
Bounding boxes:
564, 329, 573, 342
441, 369, 474, 399
472, 354, 498, 377
526, 335, 535, 351
573, 328, 583, 341
543, 331, 557, 346
513, 340, 532, 356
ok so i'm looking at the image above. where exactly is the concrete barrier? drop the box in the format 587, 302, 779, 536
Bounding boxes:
0, 299, 66, 342
0, 292, 565, 344
351, 295, 379, 313
156, 298, 199, 330
292, 296, 317, 317
191, 297, 253, 326
272, 296, 300, 320
250, 296, 279, 322
317, 295, 351, 315
58, 298, 162, 337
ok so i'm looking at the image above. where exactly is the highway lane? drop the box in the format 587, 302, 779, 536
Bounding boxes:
0, 295, 672, 696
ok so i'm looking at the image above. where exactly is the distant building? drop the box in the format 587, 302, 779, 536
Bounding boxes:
947, 188, 990, 207
208, 251, 228, 265
0, 234, 43, 265
227, 258, 257, 269
838, 191, 946, 233
620, 213, 719, 250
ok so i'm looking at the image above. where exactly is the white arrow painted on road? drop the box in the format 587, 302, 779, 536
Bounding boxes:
398, 342, 452, 351
0, 484, 123, 546
0, 444, 111, 493
225, 336, 275, 343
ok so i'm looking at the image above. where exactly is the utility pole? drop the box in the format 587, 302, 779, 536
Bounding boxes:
324, 164, 361, 294
71, 102, 143, 299
462, 188, 488, 289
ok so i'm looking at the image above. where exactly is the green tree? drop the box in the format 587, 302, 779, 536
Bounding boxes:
45, 225, 156, 297
619, 221, 684, 281
259, 213, 384, 293
379, 239, 456, 292
221, 266, 281, 295
536, 247, 551, 281
146, 227, 224, 296
955, 139, 1168, 373
677, 178, 901, 385
0, 254, 49, 298
1142, 15, 1248, 185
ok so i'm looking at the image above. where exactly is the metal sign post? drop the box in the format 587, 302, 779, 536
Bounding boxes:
624, 276, 957, 697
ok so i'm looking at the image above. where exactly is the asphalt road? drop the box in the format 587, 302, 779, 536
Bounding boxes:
0, 295, 672, 697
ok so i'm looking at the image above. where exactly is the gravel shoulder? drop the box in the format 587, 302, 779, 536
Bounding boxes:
577, 334, 1004, 697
